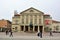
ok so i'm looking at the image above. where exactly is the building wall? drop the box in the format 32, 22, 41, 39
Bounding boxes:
12, 7, 60, 32
52, 22, 60, 31
0, 20, 7, 28
43, 15, 52, 32
12, 7, 44, 32
0, 19, 11, 32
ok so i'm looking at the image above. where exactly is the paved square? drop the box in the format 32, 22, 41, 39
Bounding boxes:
0, 32, 60, 40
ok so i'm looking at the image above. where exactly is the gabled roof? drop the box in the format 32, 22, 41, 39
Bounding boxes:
44, 14, 50, 16
14, 14, 20, 16
20, 7, 44, 14
52, 20, 60, 23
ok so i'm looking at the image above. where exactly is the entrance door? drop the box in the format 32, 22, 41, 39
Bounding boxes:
21, 26, 24, 31
39, 26, 43, 33
30, 26, 33, 32
35, 26, 38, 32
25, 26, 28, 32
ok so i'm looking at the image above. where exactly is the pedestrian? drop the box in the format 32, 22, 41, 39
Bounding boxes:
37, 32, 40, 37
9, 30, 13, 37
50, 28, 53, 36
40, 32, 42, 38
5, 30, 8, 35
37, 32, 42, 38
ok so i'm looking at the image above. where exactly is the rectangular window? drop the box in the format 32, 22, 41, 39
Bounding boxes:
34, 19, 37, 24
15, 20, 18, 24
22, 18, 24, 24
34, 15, 37, 24
39, 19, 41, 24
22, 15, 24, 24
26, 16, 28, 24
26, 18, 28, 24
30, 18, 33, 23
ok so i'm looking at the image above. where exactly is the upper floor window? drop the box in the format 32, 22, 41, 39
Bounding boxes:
21, 15, 24, 24
22, 15, 24, 18
34, 15, 37, 18
22, 18, 24, 24
30, 15, 32, 17
15, 20, 18, 24
39, 19, 41, 24
26, 17, 28, 24
35, 15, 37, 16
34, 18, 37, 24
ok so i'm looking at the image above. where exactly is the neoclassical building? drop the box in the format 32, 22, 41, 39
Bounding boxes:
12, 7, 53, 32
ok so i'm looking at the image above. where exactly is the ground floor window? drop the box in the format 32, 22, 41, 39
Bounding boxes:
0, 28, 7, 32
44, 27, 50, 32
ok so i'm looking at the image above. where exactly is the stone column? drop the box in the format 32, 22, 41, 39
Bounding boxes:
38, 26, 40, 32
33, 26, 35, 32
24, 26, 25, 32
28, 26, 30, 32
42, 26, 44, 35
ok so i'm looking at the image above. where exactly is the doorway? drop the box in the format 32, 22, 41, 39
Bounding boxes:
35, 26, 38, 32
39, 26, 43, 33
25, 26, 28, 32
21, 26, 24, 31
30, 26, 33, 32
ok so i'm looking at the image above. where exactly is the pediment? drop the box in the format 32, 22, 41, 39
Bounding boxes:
20, 7, 44, 14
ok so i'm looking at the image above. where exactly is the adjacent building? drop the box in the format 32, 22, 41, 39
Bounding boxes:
52, 20, 60, 32
0, 19, 11, 32
12, 7, 60, 32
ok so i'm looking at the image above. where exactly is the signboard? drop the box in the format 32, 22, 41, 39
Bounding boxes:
45, 20, 50, 25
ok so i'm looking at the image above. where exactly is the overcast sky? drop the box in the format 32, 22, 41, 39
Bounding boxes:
0, 0, 60, 21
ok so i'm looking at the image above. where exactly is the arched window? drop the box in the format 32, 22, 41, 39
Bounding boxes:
15, 27, 17, 30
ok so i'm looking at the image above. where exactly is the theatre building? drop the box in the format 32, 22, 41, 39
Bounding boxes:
12, 7, 53, 32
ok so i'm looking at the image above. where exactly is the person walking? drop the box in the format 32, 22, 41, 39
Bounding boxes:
40, 32, 42, 38
5, 30, 8, 35
37, 32, 42, 38
9, 30, 13, 37
37, 32, 40, 37
50, 28, 53, 36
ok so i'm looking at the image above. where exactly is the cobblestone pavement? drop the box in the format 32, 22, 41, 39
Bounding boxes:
0, 32, 60, 40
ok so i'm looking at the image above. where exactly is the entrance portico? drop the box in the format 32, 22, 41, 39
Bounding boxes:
20, 25, 43, 32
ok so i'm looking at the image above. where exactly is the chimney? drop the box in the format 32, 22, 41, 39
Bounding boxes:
14, 10, 18, 15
